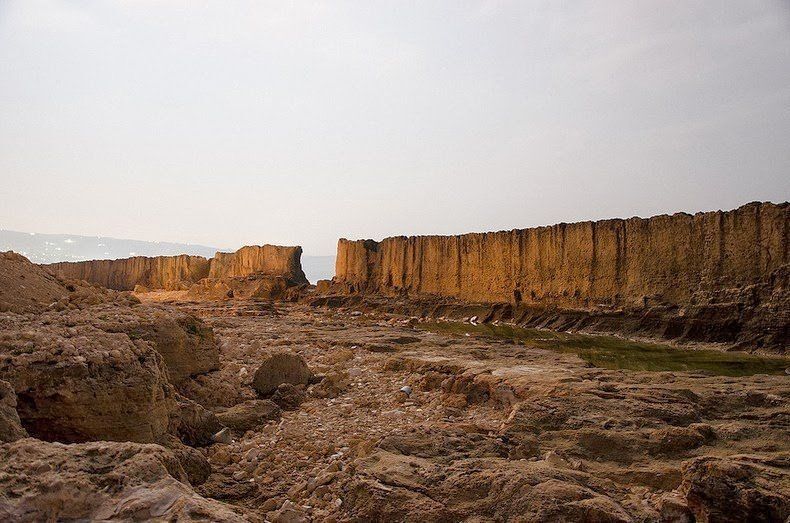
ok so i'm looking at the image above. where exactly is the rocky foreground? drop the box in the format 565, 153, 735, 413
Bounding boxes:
1, 251, 788, 522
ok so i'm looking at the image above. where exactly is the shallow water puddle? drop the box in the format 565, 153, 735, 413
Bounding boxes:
417, 322, 790, 377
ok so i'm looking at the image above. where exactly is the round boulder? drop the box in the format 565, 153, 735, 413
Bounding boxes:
252, 353, 311, 396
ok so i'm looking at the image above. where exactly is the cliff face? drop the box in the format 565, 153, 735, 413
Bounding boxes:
45, 244, 307, 291
332, 202, 789, 349
47, 255, 211, 291
208, 245, 308, 284
336, 202, 788, 308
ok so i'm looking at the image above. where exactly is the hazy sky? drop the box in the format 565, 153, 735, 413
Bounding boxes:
1, 1, 789, 254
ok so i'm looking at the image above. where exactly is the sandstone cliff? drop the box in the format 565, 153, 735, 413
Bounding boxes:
332, 202, 789, 349
209, 245, 307, 284
45, 244, 307, 292
47, 254, 210, 291
336, 202, 788, 306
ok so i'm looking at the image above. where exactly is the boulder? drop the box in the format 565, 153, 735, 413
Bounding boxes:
0, 438, 248, 522
0, 380, 26, 442
0, 314, 173, 443
169, 394, 224, 447
216, 399, 282, 432
252, 353, 311, 396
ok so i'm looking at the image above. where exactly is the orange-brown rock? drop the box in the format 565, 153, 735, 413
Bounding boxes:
44, 244, 308, 293
47, 254, 211, 291
336, 202, 787, 306
331, 202, 789, 349
208, 245, 308, 284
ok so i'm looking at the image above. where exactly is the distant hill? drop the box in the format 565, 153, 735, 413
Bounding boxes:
0, 230, 335, 283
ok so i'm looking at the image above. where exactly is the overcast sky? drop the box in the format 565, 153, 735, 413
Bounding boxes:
1, 1, 788, 255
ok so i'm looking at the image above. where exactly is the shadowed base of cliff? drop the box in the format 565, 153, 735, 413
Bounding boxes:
308, 278, 789, 355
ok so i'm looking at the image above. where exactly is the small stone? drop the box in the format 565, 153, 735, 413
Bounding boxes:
211, 427, 233, 444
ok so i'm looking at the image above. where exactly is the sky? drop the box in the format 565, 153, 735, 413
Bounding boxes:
1, 1, 789, 255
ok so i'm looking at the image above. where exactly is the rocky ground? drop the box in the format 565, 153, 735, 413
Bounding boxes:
1, 249, 788, 522
142, 297, 789, 522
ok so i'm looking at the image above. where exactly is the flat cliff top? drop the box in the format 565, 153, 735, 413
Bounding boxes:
353, 201, 788, 242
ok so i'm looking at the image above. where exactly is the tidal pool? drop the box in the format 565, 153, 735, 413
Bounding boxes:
417, 321, 790, 377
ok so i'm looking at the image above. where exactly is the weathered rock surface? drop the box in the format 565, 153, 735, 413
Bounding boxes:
330, 202, 789, 350
45, 244, 308, 293
0, 251, 70, 313
252, 353, 312, 396
188, 274, 299, 301
209, 245, 308, 284
65, 303, 220, 384
0, 438, 249, 522
0, 314, 174, 443
680, 454, 790, 522
47, 254, 211, 291
0, 380, 27, 442
216, 399, 282, 432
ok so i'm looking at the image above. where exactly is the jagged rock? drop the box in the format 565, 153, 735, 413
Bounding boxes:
0, 315, 173, 443
252, 353, 311, 396
0, 380, 26, 442
158, 434, 213, 485
0, 438, 249, 522
216, 399, 282, 431
680, 454, 790, 522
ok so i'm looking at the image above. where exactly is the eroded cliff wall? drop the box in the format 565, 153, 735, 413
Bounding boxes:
208, 245, 307, 284
47, 255, 211, 291
335, 202, 789, 309
45, 244, 307, 291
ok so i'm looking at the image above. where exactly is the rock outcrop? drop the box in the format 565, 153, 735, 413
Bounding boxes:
680, 454, 789, 522
0, 251, 70, 313
47, 254, 211, 291
0, 314, 174, 443
208, 245, 308, 284
0, 438, 248, 522
45, 244, 308, 296
330, 202, 789, 350
65, 303, 219, 384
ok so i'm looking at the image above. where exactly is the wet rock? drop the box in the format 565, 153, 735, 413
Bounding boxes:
217, 399, 282, 431
252, 353, 311, 396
